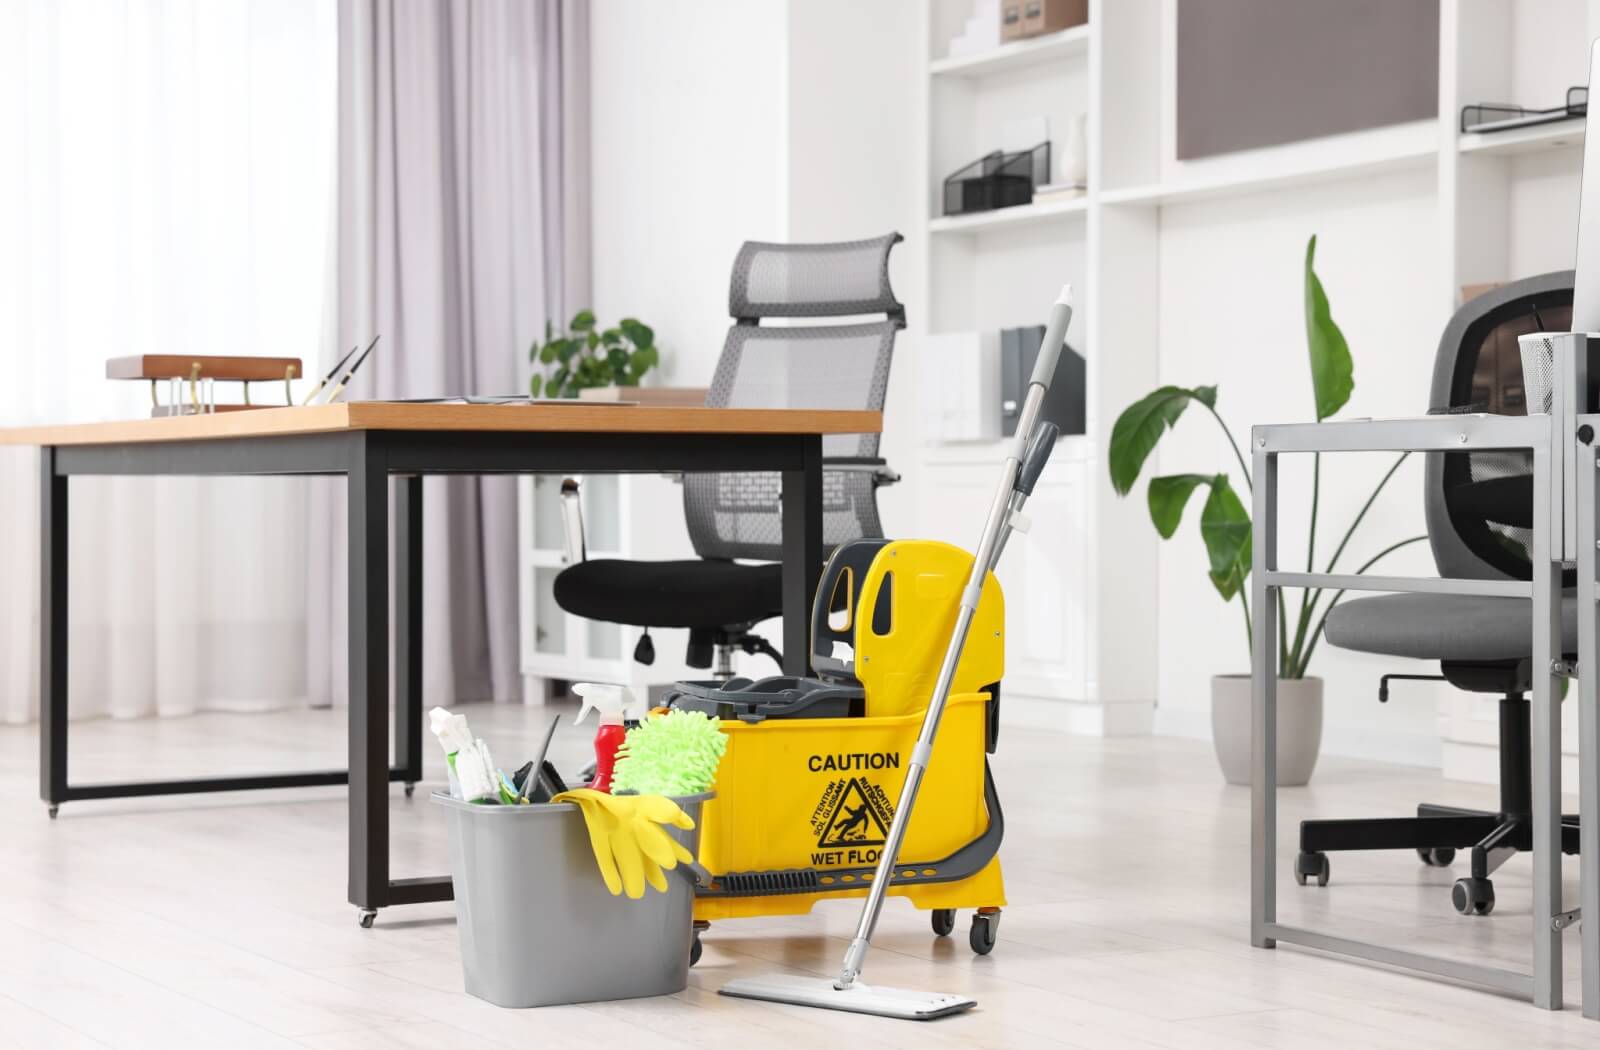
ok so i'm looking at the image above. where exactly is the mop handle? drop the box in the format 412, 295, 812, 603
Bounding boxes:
836, 286, 1073, 990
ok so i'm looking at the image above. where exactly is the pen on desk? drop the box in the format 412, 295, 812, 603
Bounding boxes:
322, 335, 381, 404
302, 340, 367, 405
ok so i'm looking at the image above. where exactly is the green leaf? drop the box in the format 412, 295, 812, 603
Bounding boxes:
1108, 386, 1213, 495
538, 341, 558, 364
607, 347, 629, 372
1200, 475, 1252, 601
529, 374, 542, 397
619, 318, 654, 348
586, 330, 599, 350
556, 338, 579, 364
550, 365, 568, 393
1147, 474, 1211, 539
569, 309, 595, 332
1304, 235, 1354, 421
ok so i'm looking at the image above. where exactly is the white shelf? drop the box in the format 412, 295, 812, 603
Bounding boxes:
929, 25, 1089, 78
1100, 119, 1438, 208
1457, 118, 1584, 157
928, 196, 1088, 235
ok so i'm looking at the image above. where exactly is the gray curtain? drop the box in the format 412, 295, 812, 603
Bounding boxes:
308, 0, 590, 708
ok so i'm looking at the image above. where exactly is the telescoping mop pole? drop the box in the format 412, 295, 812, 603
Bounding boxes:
836, 284, 1075, 991
718, 283, 1072, 1021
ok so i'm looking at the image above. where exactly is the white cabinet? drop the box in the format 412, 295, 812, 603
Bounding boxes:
517, 473, 700, 703
915, 444, 1090, 706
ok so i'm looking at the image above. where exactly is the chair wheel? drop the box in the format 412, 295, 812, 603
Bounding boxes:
969, 911, 999, 955
1452, 877, 1494, 916
689, 933, 703, 966
931, 908, 956, 937
1295, 851, 1330, 887
358, 909, 377, 929
1417, 847, 1455, 867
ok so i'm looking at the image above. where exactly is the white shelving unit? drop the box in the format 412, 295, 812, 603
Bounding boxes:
928, 195, 1087, 235
914, 0, 1598, 745
1457, 118, 1584, 157
929, 22, 1089, 78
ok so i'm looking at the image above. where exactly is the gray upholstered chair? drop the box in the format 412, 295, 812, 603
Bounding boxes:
1296, 271, 1582, 916
554, 233, 904, 675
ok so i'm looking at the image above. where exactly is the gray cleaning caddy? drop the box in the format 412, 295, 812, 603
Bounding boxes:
434, 791, 709, 1008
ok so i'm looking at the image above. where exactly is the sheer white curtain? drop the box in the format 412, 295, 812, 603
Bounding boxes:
0, 0, 337, 723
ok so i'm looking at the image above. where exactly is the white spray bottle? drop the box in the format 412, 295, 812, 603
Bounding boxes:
573, 682, 637, 793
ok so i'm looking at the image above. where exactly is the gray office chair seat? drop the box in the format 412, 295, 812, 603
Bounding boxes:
1325, 593, 1577, 661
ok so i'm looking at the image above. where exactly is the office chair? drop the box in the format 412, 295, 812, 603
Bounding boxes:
1296, 271, 1582, 916
553, 233, 905, 677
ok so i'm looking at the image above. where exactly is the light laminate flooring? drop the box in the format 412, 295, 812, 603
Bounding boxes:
1, 701, 1594, 1048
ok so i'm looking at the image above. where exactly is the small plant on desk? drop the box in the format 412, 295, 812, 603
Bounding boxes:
530, 310, 660, 398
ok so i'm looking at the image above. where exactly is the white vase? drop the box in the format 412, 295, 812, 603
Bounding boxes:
1209, 675, 1323, 786
1058, 111, 1088, 189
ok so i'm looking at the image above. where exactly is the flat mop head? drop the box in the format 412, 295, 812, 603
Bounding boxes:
719, 974, 975, 1021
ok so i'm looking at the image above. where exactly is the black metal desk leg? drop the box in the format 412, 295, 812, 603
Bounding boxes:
780, 435, 824, 676
348, 436, 390, 924
40, 447, 67, 817
395, 475, 423, 795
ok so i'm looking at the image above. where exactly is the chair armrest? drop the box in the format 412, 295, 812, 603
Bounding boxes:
1252, 413, 1548, 455
824, 456, 901, 486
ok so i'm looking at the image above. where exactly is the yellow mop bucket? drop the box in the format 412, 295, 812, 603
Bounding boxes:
668, 538, 1007, 950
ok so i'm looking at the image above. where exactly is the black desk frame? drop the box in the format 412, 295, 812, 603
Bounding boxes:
39, 427, 825, 922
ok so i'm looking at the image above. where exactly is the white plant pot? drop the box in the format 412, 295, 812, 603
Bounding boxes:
1210, 675, 1323, 786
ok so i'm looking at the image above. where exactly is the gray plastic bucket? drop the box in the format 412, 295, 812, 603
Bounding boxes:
433, 791, 709, 1008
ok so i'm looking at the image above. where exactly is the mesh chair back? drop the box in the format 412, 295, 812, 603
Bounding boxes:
1425, 272, 1574, 582
686, 233, 904, 562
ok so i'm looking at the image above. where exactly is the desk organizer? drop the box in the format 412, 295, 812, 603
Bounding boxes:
942, 142, 1050, 216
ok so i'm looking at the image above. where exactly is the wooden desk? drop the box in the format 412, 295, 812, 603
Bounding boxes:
3, 402, 880, 925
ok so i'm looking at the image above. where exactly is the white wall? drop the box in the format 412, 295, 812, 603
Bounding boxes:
589, 0, 788, 389
784, 0, 922, 529
1152, 168, 1446, 764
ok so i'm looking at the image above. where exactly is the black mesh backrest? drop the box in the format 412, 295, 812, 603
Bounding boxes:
685, 234, 904, 562
1426, 272, 1574, 582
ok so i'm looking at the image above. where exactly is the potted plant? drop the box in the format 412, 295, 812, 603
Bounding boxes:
530, 310, 660, 398
1108, 236, 1425, 785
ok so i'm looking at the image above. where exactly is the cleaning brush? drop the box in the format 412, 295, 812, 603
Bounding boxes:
610, 709, 727, 797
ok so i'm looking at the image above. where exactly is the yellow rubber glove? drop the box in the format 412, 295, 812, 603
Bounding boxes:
553, 789, 696, 899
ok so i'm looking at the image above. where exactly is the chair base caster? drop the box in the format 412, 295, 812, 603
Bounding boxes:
1452, 877, 1495, 916
969, 910, 1000, 955
1295, 851, 1330, 887
931, 908, 956, 937
1417, 847, 1455, 867
358, 909, 377, 929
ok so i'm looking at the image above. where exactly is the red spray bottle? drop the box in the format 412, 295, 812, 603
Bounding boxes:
573, 682, 636, 793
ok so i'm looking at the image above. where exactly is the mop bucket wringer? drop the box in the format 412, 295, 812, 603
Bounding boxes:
668, 536, 1007, 950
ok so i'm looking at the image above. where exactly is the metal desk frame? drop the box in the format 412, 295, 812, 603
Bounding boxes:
39, 427, 825, 925
1250, 413, 1568, 1009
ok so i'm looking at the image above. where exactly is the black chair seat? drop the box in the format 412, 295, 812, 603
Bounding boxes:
553, 559, 782, 629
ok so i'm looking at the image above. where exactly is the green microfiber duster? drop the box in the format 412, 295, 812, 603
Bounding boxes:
610, 709, 728, 796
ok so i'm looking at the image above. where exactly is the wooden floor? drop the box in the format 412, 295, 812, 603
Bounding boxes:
3, 701, 1595, 1048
